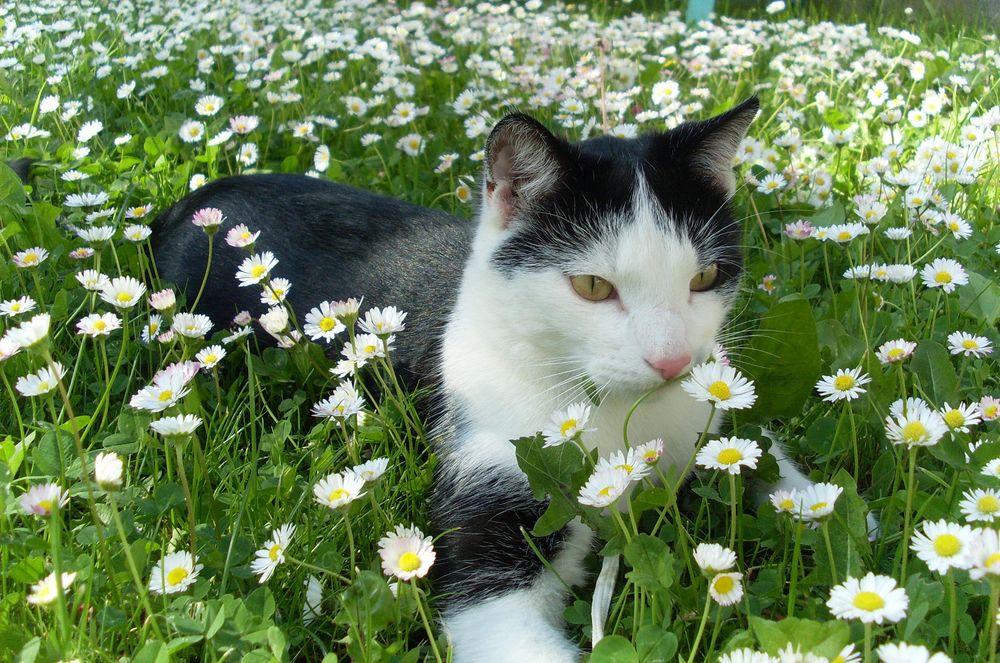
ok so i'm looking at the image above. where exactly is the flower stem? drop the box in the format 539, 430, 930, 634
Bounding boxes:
787, 521, 803, 618
173, 440, 198, 555
49, 507, 71, 651
343, 511, 356, 574
986, 579, 999, 663
863, 622, 872, 663
685, 589, 713, 663
108, 492, 165, 641
728, 474, 737, 550
822, 521, 838, 585
900, 447, 917, 583
191, 233, 214, 312
411, 579, 444, 663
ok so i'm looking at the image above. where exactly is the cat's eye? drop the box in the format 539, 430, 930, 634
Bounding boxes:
689, 264, 719, 292
570, 275, 616, 301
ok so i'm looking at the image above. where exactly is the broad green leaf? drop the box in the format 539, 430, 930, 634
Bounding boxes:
131, 641, 170, 663
739, 297, 822, 423
513, 434, 586, 501
910, 340, 958, 404
636, 626, 678, 662
590, 635, 639, 663
623, 534, 674, 592
958, 271, 1000, 325
750, 617, 850, 659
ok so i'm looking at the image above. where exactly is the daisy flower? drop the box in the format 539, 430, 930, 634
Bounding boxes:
771, 489, 798, 514
693, 543, 737, 575
100, 276, 147, 309
20, 482, 69, 516
195, 345, 226, 369
235, 252, 278, 287
149, 551, 202, 594
12, 247, 49, 268
816, 367, 870, 402
94, 451, 123, 491
251, 524, 295, 583
260, 278, 291, 305
709, 572, 743, 606
885, 399, 948, 447
784, 220, 813, 240
793, 482, 843, 522
7, 313, 51, 350
718, 650, 773, 663
191, 207, 224, 228
578, 465, 630, 508
0, 296, 37, 317
225, 224, 260, 248
876, 339, 917, 364
909, 520, 974, 574
958, 488, 1000, 523
920, 257, 968, 293
981, 396, 999, 421
396, 132, 424, 156
696, 437, 762, 475
311, 383, 365, 420
129, 366, 194, 412
681, 362, 757, 411
968, 528, 1000, 580
378, 525, 436, 581
946, 331, 992, 358
938, 402, 980, 433
876, 643, 951, 663
123, 224, 152, 242
179, 120, 206, 143
171, 312, 213, 338
313, 471, 366, 510
142, 315, 164, 344
542, 401, 593, 447
16, 363, 67, 397
350, 458, 389, 482
76, 312, 122, 337
826, 573, 908, 624
304, 301, 346, 342
149, 414, 203, 437
358, 306, 407, 337
634, 439, 664, 464
598, 448, 652, 482
27, 571, 77, 605
330, 298, 363, 325
77, 270, 110, 291
195, 95, 223, 116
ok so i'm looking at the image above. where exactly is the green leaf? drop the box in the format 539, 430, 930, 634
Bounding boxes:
12, 637, 40, 663
958, 271, 1000, 325
739, 297, 822, 423
166, 635, 203, 654
335, 571, 395, 633
531, 495, 578, 537
636, 626, 678, 663
750, 617, 850, 659
131, 640, 170, 663
514, 434, 586, 501
910, 340, 958, 403
903, 574, 944, 641
0, 162, 27, 212
590, 635, 639, 663
823, 469, 871, 579
623, 534, 674, 592
631, 487, 673, 515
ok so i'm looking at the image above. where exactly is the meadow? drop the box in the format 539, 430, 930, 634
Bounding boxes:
0, 0, 998, 661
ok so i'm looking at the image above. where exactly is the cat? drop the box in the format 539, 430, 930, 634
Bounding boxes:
153, 97, 813, 662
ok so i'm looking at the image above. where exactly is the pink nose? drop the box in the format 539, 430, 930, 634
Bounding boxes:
648, 355, 691, 380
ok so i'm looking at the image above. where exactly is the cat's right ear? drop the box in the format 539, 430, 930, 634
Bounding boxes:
483, 113, 565, 229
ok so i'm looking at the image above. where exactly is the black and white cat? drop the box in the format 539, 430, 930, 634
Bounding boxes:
153, 97, 812, 661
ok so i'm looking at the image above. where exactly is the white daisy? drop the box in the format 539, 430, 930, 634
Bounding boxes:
910, 520, 974, 574
542, 401, 594, 447
958, 488, 1000, 523
16, 362, 66, 397
938, 402, 981, 433
76, 312, 122, 337
313, 471, 365, 510
6, 313, 51, 349
946, 331, 992, 358
708, 571, 743, 606
94, 451, 123, 491
693, 543, 737, 575
826, 573, 908, 624
578, 465, 630, 508
885, 399, 948, 447
793, 482, 843, 522
100, 276, 147, 309
195, 345, 226, 369
304, 301, 346, 342
0, 296, 37, 317
358, 306, 407, 337
696, 437, 762, 475
876, 339, 917, 364
815, 367, 870, 402
350, 458, 389, 482
876, 642, 952, 663
20, 482, 69, 516
12, 247, 49, 268
681, 362, 757, 411
920, 257, 968, 293
251, 524, 295, 583
634, 439, 664, 464
968, 528, 1000, 580
225, 224, 260, 248
149, 551, 202, 594
235, 252, 278, 287
303, 575, 323, 624
171, 312, 213, 338
27, 571, 77, 605
149, 414, 203, 437
378, 524, 436, 581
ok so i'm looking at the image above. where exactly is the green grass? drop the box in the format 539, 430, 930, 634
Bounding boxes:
0, 0, 998, 661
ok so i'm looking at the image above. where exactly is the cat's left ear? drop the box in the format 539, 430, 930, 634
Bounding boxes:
483, 113, 566, 229
670, 96, 760, 194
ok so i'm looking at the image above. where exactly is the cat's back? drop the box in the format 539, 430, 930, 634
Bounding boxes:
153, 173, 474, 379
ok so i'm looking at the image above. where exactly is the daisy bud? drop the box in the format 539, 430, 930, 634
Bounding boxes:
149, 288, 176, 311
94, 452, 124, 491
191, 207, 224, 233
259, 306, 289, 336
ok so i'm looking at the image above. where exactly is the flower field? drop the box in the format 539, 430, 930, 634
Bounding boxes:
1, 0, 999, 661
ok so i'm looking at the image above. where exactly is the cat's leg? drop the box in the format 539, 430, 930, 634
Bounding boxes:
766, 437, 814, 493
430, 466, 593, 663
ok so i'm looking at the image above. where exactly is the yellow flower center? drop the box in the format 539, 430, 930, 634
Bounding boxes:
166, 566, 190, 586
11, 303, 21, 311
560, 419, 578, 437
36, 585, 54, 601
328, 488, 348, 503
707, 380, 731, 401
203, 354, 218, 364
240, 231, 252, 241
713, 575, 734, 594
251, 265, 266, 278
837, 231, 851, 241
319, 317, 336, 332
984, 553, 1000, 567
94, 320, 107, 330
158, 390, 173, 402
985, 405, 999, 419
810, 501, 829, 512
398, 551, 421, 572
943, 410, 965, 428
597, 485, 613, 498
24, 253, 38, 264
901, 421, 928, 443
643, 451, 658, 462
933, 533, 961, 557
37, 381, 50, 392
363, 344, 377, 354
615, 463, 634, 473
38, 498, 54, 512
887, 348, 904, 359
977, 495, 999, 514
852, 591, 885, 611
116, 292, 132, 303
962, 339, 978, 349
833, 375, 856, 391
718, 448, 743, 465
934, 271, 952, 284
779, 498, 795, 510
268, 543, 282, 562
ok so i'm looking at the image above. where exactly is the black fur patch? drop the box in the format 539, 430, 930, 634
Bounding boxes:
429, 467, 568, 608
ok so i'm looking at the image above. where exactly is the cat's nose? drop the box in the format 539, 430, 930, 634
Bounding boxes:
648, 355, 691, 380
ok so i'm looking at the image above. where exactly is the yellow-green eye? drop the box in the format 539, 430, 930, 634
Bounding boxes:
570, 275, 615, 301
689, 264, 719, 292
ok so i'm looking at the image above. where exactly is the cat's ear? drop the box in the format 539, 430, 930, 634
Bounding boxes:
483, 113, 565, 228
672, 96, 760, 194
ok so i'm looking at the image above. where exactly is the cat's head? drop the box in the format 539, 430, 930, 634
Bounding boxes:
472, 98, 759, 393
